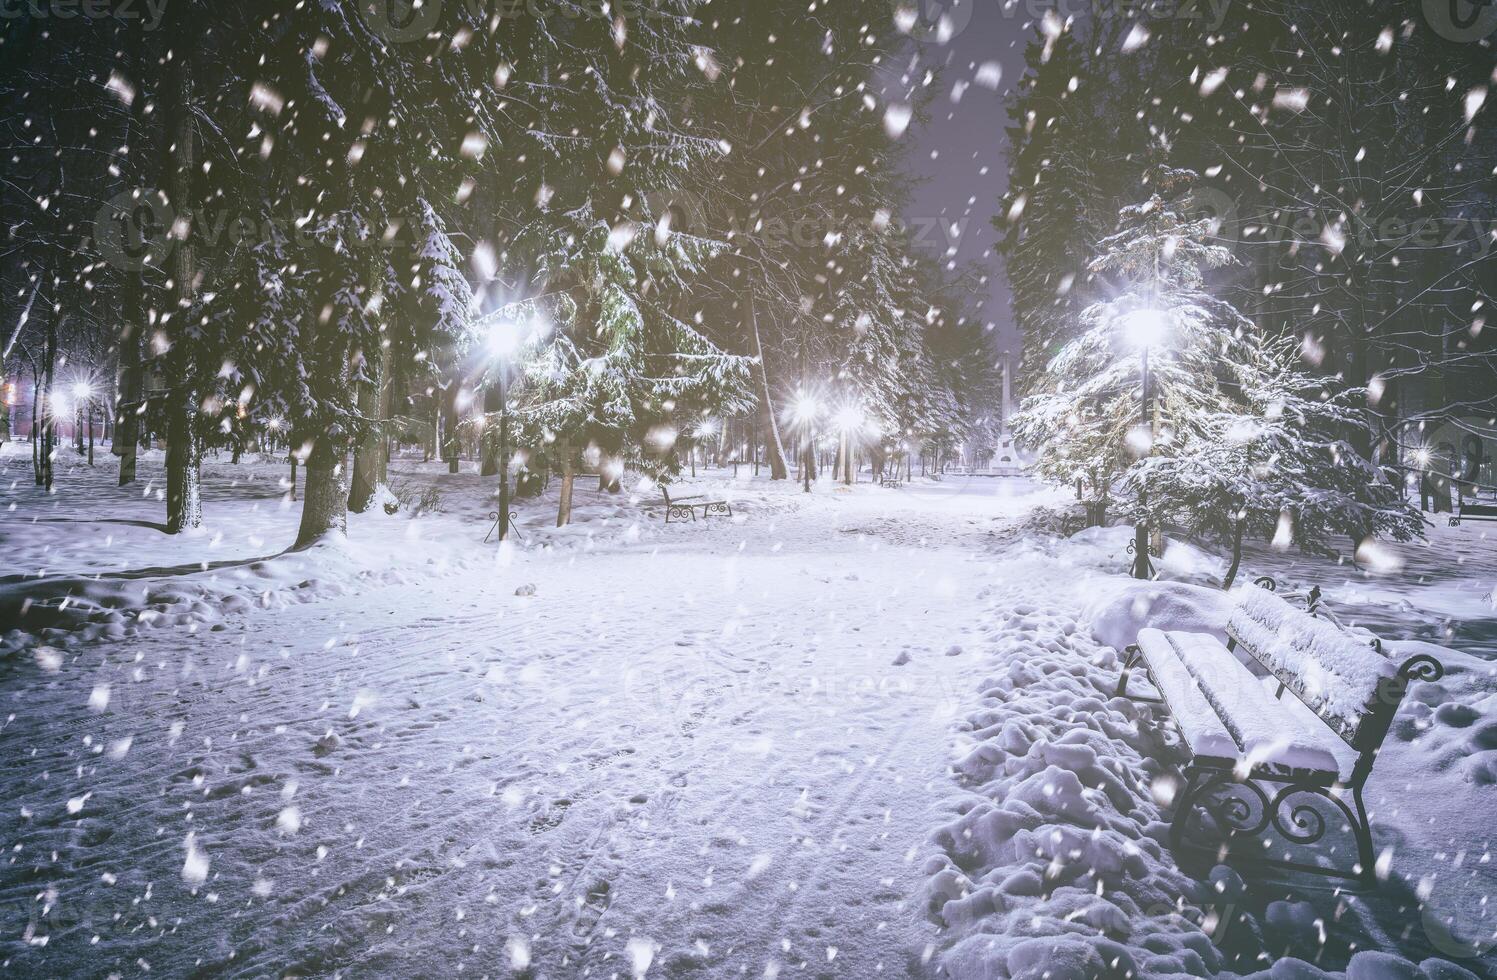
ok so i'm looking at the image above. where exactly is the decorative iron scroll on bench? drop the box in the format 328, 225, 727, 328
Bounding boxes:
1115, 579, 1443, 887
659, 485, 732, 523
483, 510, 522, 544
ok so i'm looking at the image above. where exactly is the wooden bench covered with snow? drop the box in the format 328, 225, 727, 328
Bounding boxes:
1115, 582, 1444, 886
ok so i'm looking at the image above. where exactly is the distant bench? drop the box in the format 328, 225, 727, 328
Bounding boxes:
1116, 579, 1443, 887
660, 485, 731, 523
1450, 499, 1497, 526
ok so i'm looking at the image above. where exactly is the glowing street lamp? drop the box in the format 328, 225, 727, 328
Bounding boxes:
790, 393, 821, 428
482, 319, 525, 542
789, 393, 822, 492
486, 319, 524, 359
1121, 308, 1169, 351
1122, 308, 1169, 579
833, 403, 867, 485
833, 404, 865, 434
70, 380, 96, 464
477, 313, 550, 540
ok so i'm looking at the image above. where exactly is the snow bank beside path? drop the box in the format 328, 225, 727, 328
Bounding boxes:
0, 447, 801, 659
1084, 580, 1236, 654
925, 560, 1259, 978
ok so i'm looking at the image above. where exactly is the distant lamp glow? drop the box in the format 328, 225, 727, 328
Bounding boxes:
1121, 308, 1170, 349
72, 381, 93, 400
833, 404, 866, 434
790, 393, 822, 427
1413, 447, 1432, 468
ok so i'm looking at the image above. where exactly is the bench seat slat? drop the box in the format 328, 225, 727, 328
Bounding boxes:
1147, 629, 1343, 774
1133, 630, 1240, 764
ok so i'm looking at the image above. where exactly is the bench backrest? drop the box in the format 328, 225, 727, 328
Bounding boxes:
1226, 584, 1442, 753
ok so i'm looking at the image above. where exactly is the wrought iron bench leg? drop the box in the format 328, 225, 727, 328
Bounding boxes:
1115, 644, 1142, 698
1169, 769, 1381, 889
1115, 645, 1164, 703
1168, 767, 1208, 854
1349, 783, 1377, 889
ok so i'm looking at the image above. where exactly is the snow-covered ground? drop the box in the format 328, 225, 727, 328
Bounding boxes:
1, 443, 1493, 977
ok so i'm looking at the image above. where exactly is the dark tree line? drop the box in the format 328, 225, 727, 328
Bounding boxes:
1, 1, 1001, 546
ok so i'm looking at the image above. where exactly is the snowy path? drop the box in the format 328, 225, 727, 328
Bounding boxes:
7, 467, 1491, 978
1, 492, 1021, 977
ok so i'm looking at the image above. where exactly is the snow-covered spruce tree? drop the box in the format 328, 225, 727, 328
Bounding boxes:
1012, 161, 1235, 522
1124, 336, 1424, 587
193, 0, 483, 544
406, 200, 477, 479
502, 207, 754, 494
1016, 159, 1423, 568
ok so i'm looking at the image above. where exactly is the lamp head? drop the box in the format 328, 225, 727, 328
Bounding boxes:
1121, 308, 1170, 349
485, 319, 523, 359
833, 404, 865, 433
790, 394, 822, 426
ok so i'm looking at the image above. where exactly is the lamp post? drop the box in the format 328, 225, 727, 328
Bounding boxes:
834, 404, 865, 485
486, 320, 522, 542
790, 393, 821, 492
1413, 446, 1432, 512
73, 382, 96, 465
1122, 309, 1168, 580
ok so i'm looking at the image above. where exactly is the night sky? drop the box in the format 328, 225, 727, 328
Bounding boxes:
900, 0, 1035, 363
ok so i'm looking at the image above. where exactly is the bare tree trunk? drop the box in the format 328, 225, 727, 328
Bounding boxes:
115, 306, 141, 485
557, 445, 575, 527
40, 311, 55, 490
165, 392, 202, 532
749, 296, 789, 480
423, 399, 437, 462
1222, 515, 1247, 591
441, 382, 460, 474
296, 435, 349, 547
163, 47, 201, 533
347, 345, 387, 513
113, 1, 148, 485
